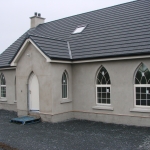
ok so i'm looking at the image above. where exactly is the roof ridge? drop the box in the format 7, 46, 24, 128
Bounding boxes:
28, 34, 67, 42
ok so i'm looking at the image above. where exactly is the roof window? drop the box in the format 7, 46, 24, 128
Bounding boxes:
72, 25, 86, 34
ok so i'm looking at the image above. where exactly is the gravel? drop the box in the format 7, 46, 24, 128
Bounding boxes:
0, 109, 150, 150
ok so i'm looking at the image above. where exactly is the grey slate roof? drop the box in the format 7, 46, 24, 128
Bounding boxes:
0, 32, 27, 68
0, 0, 150, 67
29, 35, 70, 59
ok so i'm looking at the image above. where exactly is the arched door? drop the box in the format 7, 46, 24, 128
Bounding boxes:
29, 73, 39, 111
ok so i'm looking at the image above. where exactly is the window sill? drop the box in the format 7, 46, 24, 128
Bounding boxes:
130, 108, 150, 113
92, 105, 114, 111
60, 99, 72, 104
0, 98, 7, 102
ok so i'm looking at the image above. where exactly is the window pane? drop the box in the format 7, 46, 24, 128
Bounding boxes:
97, 86, 111, 104
102, 77, 107, 84
1, 87, 6, 97
65, 85, 67, 98
97, 93, 101, 98
141, 87, 146, 93
97, 73, 103, 84
64, 85, 66, 98
135, 78, 140, 84
136, 100, 140, 105
1, 74, 6, 85
97, 67, 111, 85
107, 87, 110, 92
102, 99, 106, 103
62, 85, 67, 98
145, 71, 150, 84
141, 76, 146, 84
147, 87, 150, 93
136, 94, 140, 99
147, 100, 150, 106
107, 99, 110, 104
147, 94, 150, 99
136, 87, 140, 93
98, 99, 101, 103
102, 93, 106, 99
62, 72, 68, 98
135, 71, 142, 83
135, 64, 150, 84
107, 93, 110, 98
62, 74, 67, 84
141, 100, 146, 106
105, 73, 110, 83
107, 80, 111, 84
141, 94, 146, 99
73, 26, 86, 34
97, 87, 101, 92
102, 87, 106, 92
100, 67, 107, 75
139, 64, 148, 72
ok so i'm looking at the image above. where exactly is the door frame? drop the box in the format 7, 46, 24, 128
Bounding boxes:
27, 72, 40, 113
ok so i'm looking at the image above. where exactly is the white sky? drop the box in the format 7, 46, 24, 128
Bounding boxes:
0, 0, 135, 54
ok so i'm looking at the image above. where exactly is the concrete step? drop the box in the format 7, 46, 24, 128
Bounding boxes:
29, 111, 40, 118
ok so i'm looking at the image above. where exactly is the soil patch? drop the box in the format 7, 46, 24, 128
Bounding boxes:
0, 142, 18, 150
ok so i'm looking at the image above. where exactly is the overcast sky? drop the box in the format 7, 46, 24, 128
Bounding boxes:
0, 0, 135, 54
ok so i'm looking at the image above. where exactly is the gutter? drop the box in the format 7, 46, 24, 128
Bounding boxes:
0, 67, 16, 70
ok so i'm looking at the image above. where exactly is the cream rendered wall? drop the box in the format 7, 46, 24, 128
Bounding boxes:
39, 62, 73, 122
7, 39, 150, 126
72, 58, 150, 126
50, 63, 72, 119
0, 69, 17, 111
16, 42, 73, 121
16, 43, 53, 116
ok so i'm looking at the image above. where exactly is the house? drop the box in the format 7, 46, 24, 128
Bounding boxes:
0, 0, 150, 126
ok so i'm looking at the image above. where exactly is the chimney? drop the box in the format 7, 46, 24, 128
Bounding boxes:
30, 12, 45, 28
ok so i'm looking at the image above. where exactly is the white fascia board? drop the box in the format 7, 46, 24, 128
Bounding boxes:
0, 67, 16, 71
10, 39, 51, 66
10, 38, 150, 66
50, 54, 150, 64
10, 39, 29, 66
72, 55, 150, 64
49, 60, 72, 64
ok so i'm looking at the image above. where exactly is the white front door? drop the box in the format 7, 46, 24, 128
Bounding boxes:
29, 73, 39, 111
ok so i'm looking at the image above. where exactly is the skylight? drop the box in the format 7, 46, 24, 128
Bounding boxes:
72, 25, 86, 34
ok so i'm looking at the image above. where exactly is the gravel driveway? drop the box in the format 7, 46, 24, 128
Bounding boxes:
0, 109, 150, 150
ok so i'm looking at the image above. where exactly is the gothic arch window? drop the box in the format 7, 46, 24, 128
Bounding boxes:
134, 63, 150, 106
0, 73, 6, 98
62, 71, 68, 99
96, 66, 111, 104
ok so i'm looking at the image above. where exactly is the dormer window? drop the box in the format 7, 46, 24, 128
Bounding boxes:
72, 25, 86, 34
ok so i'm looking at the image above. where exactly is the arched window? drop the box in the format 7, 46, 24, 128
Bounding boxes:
134, 63, 150, 106
96, 66, 111, 104
0, 73, 6, 98
62, 71, 68, 99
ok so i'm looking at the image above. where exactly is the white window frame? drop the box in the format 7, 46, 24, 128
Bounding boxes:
1, 85, 6, 98
72, 25, 86, 34
96, 84, 111, 106
0, 74, 6, 100
134, 84, 150, 108
62, 72, 68, 99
